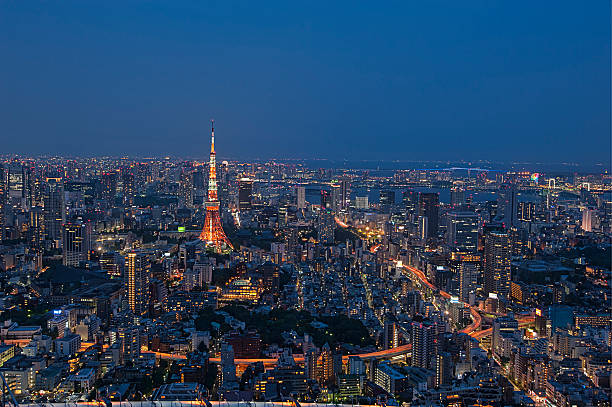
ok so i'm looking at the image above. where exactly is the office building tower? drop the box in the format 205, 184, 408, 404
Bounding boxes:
419, 193, 439, 239
118, 325, 140, 362
296, 186, 306, 209
121, 168, 135, 205
383, 315, 400, 349
459, 254, 480, 305
101, 172, 118, 204
379, 190, 395, 213
43, 178, 65, 243
355, 196, 369, 210
447, 211, 479, 252
436, 352, 453, 387
29, 206, 45, 248
7, 164, 31, 209
62, 222, 91, 267
483, 231, 511, 297
316, 343, 336, 386
450, 188, 465, 208
125, 252, 151, 317
411, 320, 436, 370
260, 261, 280, 293
199, 121, 233, 252
403, 189, 419, 220
330, 183, 342, 212
179, 169, 195, 208
317, 209, 335, 244
238, 177, 253, 211
100, 252, 123, 277
498, 183, 518, 228
340, 178, 350, 210
491, 315, 518, 356
320, 189, 331, 209
517, 201, 536, 222
582, 209, 594, 232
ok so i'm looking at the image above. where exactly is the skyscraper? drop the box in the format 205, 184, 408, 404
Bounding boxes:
419, 193, 439, 239
517, 201, 536, 222
125, 252, 151, 317
379, 190, 395, 213
296, 186, 306, 209
447, 211, 479, 252
459, 254, 480, 304
483, 231, 511, 297
238, 177, 253, 211
411, 320, 436, 370
44, 177, 65, 243
450, 187, 465, 208
199, 121, 233, 252
62, 222, 91, 267
317, 209, 335, 244
498, 183, 518, 228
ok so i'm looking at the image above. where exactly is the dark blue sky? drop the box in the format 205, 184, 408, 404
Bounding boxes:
1, 1, 610, 164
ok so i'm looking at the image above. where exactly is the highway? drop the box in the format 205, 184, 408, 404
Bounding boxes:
144, 344, 413, 365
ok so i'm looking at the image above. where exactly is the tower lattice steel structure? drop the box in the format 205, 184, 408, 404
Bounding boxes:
199, 120, 233, 252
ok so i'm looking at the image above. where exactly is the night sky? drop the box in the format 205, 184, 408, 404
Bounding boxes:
1, 1, 609, 164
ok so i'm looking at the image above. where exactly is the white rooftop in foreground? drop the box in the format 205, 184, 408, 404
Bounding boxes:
18, 403, 377, 407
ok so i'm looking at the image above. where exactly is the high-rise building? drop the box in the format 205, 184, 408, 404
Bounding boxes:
435, 352, 453, 387
403, 190, 419, 221
220, 342, 237, 390
199, 121, 233, 252
7, 164, 31, 209
320, 189, 331, 209
117, 325, 140, 362
296, 186, 306, 209
62, 222, 91, 267
122, 167, 135, 206
517, 201, 536, 222
330, 183, 342, 212
315, 343, 337, 386
355, 196, 369, 210
450, 188, 465, 208
101, 172, 118, 204
498, 183, 518, 228
125, 252, 151, 317
491, 315, 518, 356
179, 168, 194, 208
447, 211, 479, 252
29, 206, 45, 248
581, 208, 594, 232
238, 177, 253, 211
44, 178, 65, 243
459, 254, 480, 305
419, 193, 439, 239
100, 251, 123, 277
411, 320, 436, 370
317, 209, 335, 244
379, 190, 395, 213
383, 314, 400, 349
483, 231, 511, 297
340, 178, 350, 210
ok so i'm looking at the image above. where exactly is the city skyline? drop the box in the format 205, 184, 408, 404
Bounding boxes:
0, 3, 610, 406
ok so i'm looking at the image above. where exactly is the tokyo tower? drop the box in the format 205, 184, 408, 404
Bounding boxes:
199, 120, 233, 252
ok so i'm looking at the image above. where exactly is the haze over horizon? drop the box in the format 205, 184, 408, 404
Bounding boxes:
1, 1, 610, 164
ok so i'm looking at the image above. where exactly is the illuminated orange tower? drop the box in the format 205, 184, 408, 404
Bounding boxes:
199, 120, 233, 252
